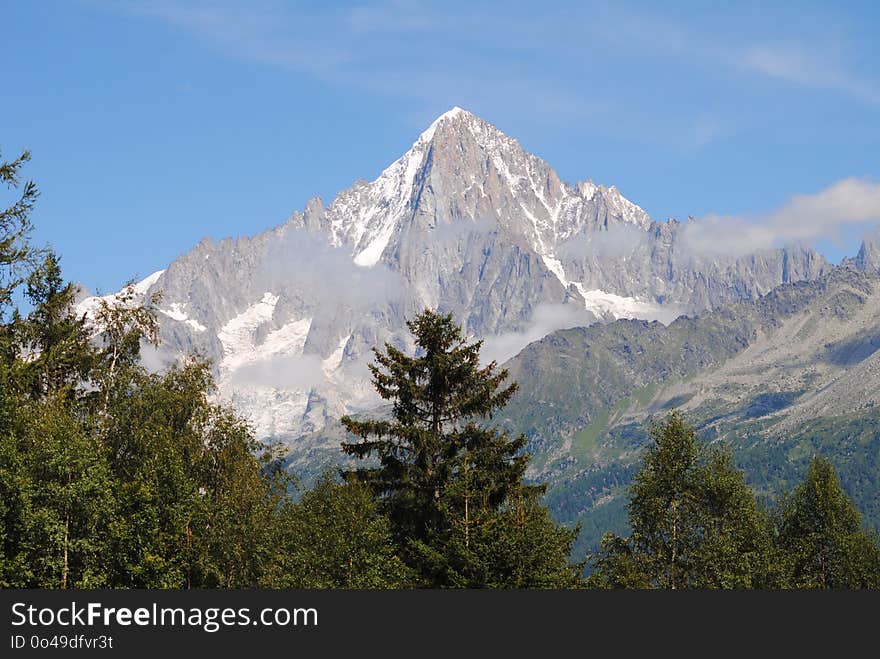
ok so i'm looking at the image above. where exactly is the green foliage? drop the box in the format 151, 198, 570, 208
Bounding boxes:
192, 411, 291, 588
268, 473, 413, 588
0, 396, 114, 587
589, 412, 774, 588
775, 456, 880, 589
588, 533, 651, 589
1, 348, 293, 588
341, 310, 526, 537
0, 149, 294, 588
13, 252, 96, 401
0, 148, 39, 313
96, 359, 293, 588
736, 410, 880, 535
411, 487, 584, 588
341, 309, 582, 587
689, 449, 778, 588
588, 414, 880, 589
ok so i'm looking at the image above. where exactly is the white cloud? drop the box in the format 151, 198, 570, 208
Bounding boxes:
741, 44, 880, 105
558, 224, 652, 261
681, 178, 880, 256
228, 353, 326, 390
261, 226, 404, 312
479, 303, 597, 366
139, 342, 175, 373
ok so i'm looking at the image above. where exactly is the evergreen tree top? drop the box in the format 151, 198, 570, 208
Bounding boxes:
364, 309, 517, 432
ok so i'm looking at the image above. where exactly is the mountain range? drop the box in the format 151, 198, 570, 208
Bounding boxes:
502, 248, 880, 551
78, 108, 827, 444
76, 108, 880, 553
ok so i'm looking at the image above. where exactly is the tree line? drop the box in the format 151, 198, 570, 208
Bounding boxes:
1, 148, 878, 589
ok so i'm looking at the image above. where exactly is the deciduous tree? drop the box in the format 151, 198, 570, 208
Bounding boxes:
776, 456, 880, 589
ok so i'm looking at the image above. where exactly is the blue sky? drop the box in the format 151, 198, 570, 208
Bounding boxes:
3, 0, 879, 293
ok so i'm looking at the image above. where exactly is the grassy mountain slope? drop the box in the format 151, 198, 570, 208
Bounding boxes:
501, 266, 880, 556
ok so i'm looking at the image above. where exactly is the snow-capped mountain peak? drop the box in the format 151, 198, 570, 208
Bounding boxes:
417, 105, 470, 143
299, 108, 653, 275
75, 270, 165, 321
108, 108, 825, 446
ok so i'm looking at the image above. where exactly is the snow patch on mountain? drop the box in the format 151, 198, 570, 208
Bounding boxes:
134, 270, 164, 293
160, 303, 206, 332
541, 255, 569, 286
225, 317, 313, 372
75, 270, 164, 320
215, 309, 315, 439
574, 283, 670, 321
322, 334, 350, 376
217, 292, 281, 370
225, 386, 311, 440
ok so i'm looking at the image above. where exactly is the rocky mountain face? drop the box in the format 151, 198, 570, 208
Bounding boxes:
80, 108, 827, 445
846, 228, 880, 272
500, 255, 880, 552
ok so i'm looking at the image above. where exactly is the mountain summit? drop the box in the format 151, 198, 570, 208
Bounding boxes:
80, 108, 828, 444
295, 106, 653, 296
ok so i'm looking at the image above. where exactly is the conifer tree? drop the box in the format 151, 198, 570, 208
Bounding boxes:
0, 148, 39, 315
341, 309, 580, 587
14, 252, 96, 401
341, 311, 528, 539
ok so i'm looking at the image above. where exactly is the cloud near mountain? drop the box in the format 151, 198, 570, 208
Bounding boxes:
682, 178, 880, 256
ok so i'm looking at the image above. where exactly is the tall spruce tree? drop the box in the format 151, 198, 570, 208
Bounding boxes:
341, 310, 528, 540
341, 309, 580, 587
776, 456, 880, 589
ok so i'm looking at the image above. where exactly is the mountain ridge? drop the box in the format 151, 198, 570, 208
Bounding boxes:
77, 107, 828, 444
497, 256, 880, 551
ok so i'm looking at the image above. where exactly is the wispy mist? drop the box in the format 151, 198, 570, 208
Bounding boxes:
480, 303, 597, 366
260, 226, 404, 312
558, 224, 653, 260
228, 353, 327, 390
681, 178, 880, 257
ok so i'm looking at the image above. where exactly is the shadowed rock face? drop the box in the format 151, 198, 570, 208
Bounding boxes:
103, 108, 827, 444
